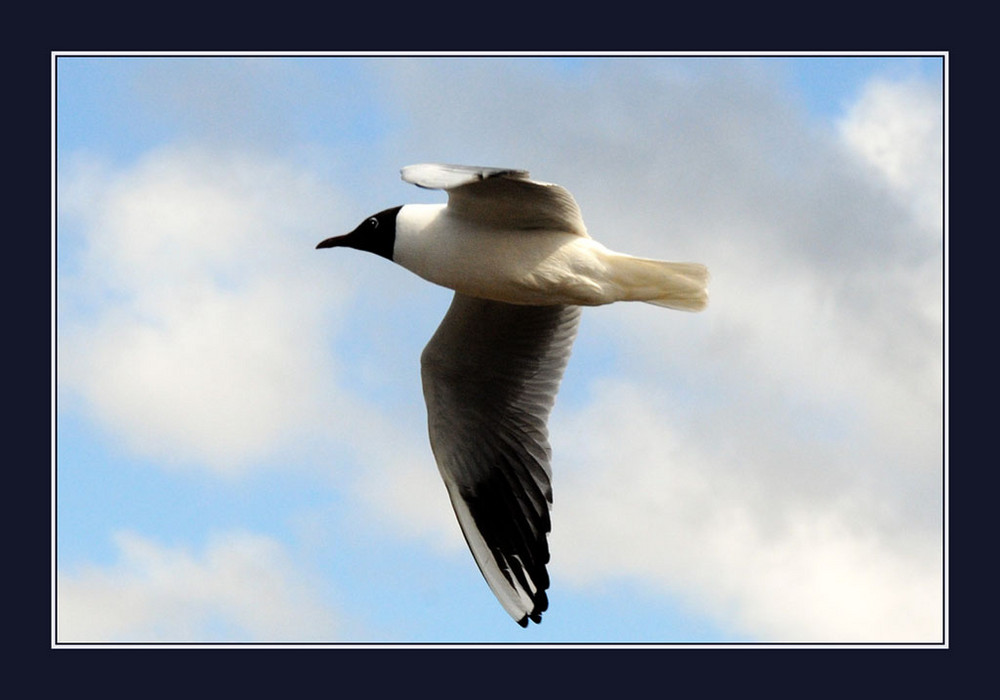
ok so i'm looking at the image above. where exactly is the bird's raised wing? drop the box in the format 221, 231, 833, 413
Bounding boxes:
401, 163, 589, 237
420, 293, 581, 625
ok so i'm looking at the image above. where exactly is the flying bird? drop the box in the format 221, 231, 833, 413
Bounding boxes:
317, 164, 708, 626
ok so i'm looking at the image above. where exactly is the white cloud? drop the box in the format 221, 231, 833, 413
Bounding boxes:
838, 78, 944, 233
550, 379, 942, 642
58, 146, 356, 473
57, 531, 340, 642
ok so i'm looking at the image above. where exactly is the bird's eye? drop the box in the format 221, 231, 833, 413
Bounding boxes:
368, 217, 379, 228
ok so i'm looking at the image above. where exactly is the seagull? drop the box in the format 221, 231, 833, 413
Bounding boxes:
317, 164, 708, 626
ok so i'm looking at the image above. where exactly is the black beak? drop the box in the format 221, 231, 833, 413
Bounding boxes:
316, 234, 351, 249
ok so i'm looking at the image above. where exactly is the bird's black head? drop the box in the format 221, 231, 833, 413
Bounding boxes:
316, 205, 401, 261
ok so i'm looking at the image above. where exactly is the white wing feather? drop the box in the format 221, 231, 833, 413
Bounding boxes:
401, 163, 589, 237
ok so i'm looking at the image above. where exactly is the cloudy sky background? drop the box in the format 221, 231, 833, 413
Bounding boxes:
54, 54, 946, 645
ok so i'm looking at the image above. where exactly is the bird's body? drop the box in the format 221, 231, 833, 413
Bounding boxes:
317, 164, 708, 626
395, 203, 619, 307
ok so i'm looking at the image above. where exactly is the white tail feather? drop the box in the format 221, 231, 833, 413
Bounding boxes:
611, 256, 709, 312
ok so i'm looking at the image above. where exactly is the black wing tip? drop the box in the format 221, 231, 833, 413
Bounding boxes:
516, 611, 544, 627
516, 594, 548, 627
481, 167, 529, 180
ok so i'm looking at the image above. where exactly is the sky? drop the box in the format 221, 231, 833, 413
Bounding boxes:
53, 53, 946, 646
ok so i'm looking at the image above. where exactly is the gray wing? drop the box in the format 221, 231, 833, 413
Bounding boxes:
401, 163, 589, 237
420, 292, 581, 626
